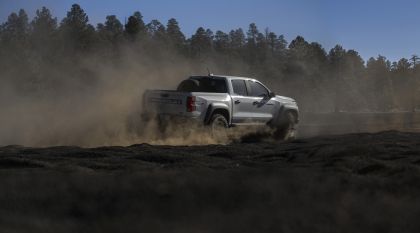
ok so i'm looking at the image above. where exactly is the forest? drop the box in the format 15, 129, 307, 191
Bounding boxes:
0, 4, 419, 113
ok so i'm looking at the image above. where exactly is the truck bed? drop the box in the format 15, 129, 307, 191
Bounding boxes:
142, 89, 230, 120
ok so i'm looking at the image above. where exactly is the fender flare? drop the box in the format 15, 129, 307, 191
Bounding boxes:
272, 105, 299, 126
204, 104, 231, 125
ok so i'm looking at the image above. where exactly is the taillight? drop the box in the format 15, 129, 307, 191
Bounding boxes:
186, 96, 196, 112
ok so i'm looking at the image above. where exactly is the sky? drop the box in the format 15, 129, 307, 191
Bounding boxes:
0, 0, 419, 62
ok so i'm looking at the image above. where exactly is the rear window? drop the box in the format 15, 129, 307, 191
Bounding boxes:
177, 77, 228, 93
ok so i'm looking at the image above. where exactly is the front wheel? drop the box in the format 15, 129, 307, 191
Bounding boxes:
273, 111, 297, 141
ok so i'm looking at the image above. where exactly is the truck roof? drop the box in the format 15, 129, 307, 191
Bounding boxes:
189, 75, 257, 82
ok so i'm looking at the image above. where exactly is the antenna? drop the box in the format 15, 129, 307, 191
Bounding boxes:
207, 68, 213, 76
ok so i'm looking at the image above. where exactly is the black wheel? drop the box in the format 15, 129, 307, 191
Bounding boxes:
273, 111, 297, 141
210, 114, 229, 142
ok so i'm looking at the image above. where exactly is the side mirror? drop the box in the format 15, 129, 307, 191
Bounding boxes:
269, 92, 276, 98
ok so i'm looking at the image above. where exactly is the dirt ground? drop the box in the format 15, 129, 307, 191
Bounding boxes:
1, 131, 420, 233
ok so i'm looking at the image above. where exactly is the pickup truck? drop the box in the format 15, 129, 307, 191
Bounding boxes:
141, 75, 299, 140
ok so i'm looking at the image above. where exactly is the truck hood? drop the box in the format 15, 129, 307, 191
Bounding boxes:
275, 95, 296, 103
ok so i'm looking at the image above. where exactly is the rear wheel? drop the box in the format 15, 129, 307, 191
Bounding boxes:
210, 114, 229, 143
274, 111, 297, 141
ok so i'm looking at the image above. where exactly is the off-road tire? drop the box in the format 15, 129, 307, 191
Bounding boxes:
273, 111, 297, 141
210, 114, 229, 142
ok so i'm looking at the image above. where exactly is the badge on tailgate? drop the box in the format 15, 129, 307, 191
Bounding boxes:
150, 98, 182, 104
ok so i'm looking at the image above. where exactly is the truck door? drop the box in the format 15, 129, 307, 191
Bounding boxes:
246, 80, 275, 123
230, 79, 255, 124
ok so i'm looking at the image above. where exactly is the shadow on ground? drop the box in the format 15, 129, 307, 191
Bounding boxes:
1, 131, 420, 233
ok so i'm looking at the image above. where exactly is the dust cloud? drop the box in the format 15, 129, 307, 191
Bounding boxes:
0, 44, 254, 147
1, 35, 417, 147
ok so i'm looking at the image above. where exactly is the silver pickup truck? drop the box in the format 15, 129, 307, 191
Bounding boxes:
142, 75, 299, 140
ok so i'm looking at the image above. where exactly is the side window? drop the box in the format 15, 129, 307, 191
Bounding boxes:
231, 80, 248, 96
247, 80, 269, 97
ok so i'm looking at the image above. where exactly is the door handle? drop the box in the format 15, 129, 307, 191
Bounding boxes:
253, 101, 259, 105
234, 100, 241, 104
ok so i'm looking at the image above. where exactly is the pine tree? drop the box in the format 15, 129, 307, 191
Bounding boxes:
367, 56, 394, 110
166, 18, 185, 50
124, 11, 146, 40
103, 15, 123, 43
191, 27, 212, 57
214, 30, 229, 53
2, 9, 29, 43
229, 28, 245, 50
31, 7, 57, 35
146, 19, 166, 42
60, 4, 95, 50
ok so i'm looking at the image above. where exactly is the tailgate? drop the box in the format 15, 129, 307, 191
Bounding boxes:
144, 90, 188, 114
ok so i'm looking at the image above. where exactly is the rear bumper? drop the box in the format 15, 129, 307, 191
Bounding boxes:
142, 113, 202, 124
159, 114, 201, 124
